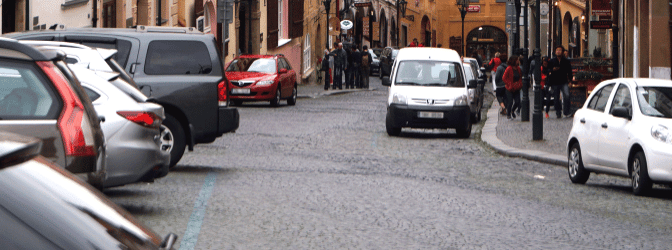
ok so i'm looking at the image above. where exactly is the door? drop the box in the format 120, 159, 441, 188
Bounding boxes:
281, 58, 296, 95
277, 58, 289, 97
0, 60, 66, 167
598, 83, 633, 170
579, 83, 615, 167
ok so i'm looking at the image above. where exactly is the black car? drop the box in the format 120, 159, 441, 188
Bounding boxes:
378, 46, 399, 79
6, 26, 240, 167
0, 131, 177, 249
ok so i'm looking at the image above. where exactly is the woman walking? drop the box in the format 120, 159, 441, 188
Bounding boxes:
503, 55, 523, 120
493, 54, 509, 116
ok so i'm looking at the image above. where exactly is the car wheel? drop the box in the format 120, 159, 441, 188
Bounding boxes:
385, 113, 401, 136
287, 84, 297, 106
161, 114, 186, 168
455, 115, 472, 138
233, 100, 243, 106
631, 151, 652, 196
568, 143, 590, 184
270, 88, 281, 107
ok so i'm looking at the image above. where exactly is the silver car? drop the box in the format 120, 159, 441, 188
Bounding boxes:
70, 64, 170, 188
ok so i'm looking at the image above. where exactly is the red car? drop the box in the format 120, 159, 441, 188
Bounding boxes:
226, 55, 297, 106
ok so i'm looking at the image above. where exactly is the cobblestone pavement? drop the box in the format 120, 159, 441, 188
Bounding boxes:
107, 76, 672, 249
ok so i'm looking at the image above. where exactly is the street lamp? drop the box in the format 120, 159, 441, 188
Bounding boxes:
397, 0, 407, 47
323, 0, 331, 49
456, 0, 469, 56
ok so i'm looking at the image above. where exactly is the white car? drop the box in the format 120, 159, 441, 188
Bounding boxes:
382, 48, 479, 138
567, 78, 672, 195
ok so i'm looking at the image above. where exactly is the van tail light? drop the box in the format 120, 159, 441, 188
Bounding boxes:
117, 111, 162, 129
37, 61, 95, 157
218, 79, 228, 107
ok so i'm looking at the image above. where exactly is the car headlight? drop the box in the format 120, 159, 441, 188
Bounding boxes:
454, 95, 468, 106
651, 125, 671, 143
392, 93, 407, 105
256, 80, 274, 86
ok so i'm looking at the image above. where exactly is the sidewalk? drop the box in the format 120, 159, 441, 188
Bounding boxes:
480, 89, 573, 166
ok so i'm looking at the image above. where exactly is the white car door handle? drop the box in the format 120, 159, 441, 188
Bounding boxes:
601, 123, 608, 128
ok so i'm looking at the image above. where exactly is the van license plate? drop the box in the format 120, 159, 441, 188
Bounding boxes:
418, 112, 443, 119
232, 88, 250, 94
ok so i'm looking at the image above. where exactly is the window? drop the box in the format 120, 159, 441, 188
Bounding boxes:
637, 86, 672, 118
395, 61, 465, 87
609, 84, 632, 115
145, 41, 212, 75
226, 58, 277, 74
0, 61, 61, 119
281, 58, 292, 70
278, 0, 283, 39
83, 86, 102, 102
587, 84, 614, 112
63, 37, 132, 68
303, 34, 311, 73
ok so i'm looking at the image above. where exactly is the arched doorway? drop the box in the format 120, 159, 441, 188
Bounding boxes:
562, 12, 572, 55
379, 10, 388, 47
421, 16, 431, 47
391, 17, 397, 47
466, 26, 508, 62
355, 9, 364, 47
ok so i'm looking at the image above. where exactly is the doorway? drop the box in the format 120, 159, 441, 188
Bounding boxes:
2, 0, 17, 34
103, 0, 117, 28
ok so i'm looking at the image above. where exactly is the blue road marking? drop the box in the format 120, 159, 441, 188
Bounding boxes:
179, 172, 217, 250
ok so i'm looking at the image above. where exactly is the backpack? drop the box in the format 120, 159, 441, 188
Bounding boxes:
362, 53, 370, 68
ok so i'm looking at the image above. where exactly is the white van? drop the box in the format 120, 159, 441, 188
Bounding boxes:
382, 48, 483, 138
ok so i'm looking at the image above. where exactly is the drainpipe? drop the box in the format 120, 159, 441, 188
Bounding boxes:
157, 0, 162, 26
92, 0, 98, 27
25, 0, 30, 30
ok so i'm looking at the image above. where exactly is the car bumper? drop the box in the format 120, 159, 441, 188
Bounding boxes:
645, 144, 672, 183
387, 104, 470, 129
230, 85, 276, 101
218, 106, 239, 135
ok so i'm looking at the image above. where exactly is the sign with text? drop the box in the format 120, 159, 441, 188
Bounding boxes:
591, 0, 612, 17
372, 22, 380, 41
467, 5, 481, 13
590, 20, 612, 29
354, 1, 372, 7
363, 17, 370, 37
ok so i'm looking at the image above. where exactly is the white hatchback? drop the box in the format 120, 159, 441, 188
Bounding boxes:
567, 78, 672, 195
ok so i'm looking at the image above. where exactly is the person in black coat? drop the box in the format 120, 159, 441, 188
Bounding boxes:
547, 45, 573, 118
349, 46, 363, 88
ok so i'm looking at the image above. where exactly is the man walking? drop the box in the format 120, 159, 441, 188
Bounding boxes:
361, 45, 373, 89
349, 46, 362, 88
547, 45, 573, 118
330, 42, 346, 90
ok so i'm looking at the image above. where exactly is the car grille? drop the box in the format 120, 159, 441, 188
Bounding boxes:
231, 80, 255, 87
410, 98, 451, 106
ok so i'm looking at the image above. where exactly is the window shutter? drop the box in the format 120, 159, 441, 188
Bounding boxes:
288, 0, 304, 39
267, 0, 279, 49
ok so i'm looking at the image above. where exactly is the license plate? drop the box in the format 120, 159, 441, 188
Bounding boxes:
418, 111, 444, 119
232, 88, 250, 94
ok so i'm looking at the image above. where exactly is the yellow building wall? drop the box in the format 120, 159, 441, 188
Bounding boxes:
436, 0, 507, 56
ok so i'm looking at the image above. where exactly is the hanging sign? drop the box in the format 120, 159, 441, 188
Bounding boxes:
591, 0, 612, 17
341, 20, 354, 30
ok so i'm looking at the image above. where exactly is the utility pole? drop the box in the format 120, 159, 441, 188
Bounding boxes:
521, 0, 530, 121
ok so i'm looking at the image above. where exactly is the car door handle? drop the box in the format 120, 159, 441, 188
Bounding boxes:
580, 118, 586, 124
601, 123, 608, 128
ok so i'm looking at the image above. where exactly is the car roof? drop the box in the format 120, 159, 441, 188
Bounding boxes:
628, 78, 672, 87
0, 37, 50, 61
396, 48, 461, 62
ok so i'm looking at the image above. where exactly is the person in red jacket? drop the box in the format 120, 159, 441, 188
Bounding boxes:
503, 55, 522, 119
409, 38, 419, 47
488, 52, 502, 92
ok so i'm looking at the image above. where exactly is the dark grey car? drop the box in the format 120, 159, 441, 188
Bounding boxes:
6, 26, 240, 167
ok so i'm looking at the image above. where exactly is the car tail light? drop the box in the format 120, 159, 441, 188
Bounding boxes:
117, 111, 162, 129
37, 61, 95, 157
218, 79, 228, 106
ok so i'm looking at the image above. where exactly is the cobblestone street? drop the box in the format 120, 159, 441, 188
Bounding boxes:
107, 77, 672, 249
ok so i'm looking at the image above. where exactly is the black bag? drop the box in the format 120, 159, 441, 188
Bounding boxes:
321, 56, 330, 71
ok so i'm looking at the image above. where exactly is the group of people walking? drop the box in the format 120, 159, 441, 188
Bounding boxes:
491, 45, 573, 120
321, 42, 373, 91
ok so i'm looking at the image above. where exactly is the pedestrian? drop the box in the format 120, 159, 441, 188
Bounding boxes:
547, 45, 573, 118
360, 45, 373, 89
344, 43, 353, 88
349, 46, 362, 88
321, 49, 333, 90
494, 54, 509, 116
409, 38, 419, 47
329, 42, 346, 90
488, 52, 502, 92
503, 55, 523, 119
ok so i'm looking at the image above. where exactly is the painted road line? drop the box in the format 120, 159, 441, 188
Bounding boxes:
179, 172, 217, 250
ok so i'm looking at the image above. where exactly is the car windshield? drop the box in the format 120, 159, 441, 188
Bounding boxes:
463, 64, 475, 81
226, 58, 276, 74
394, 61, 465, 87
637, 86, 672, 118
392, 50, 399, 58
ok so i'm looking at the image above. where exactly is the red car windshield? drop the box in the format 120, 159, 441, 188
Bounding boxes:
226, 58, 276, 74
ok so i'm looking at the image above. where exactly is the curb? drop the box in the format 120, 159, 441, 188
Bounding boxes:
480, 102, 568, 166
297, 87, 377, 99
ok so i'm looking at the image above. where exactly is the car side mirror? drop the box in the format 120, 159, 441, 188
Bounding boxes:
468, 79, 478, 89
612, 107, 632, 120
382, 76, 391, 86
279, 68, 288, 74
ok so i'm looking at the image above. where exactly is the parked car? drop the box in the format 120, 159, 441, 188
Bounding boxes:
0, 131, 177, 249
225, 54, 298, 106
382, 48, 478, 138
567, 78, 672, 195
0, 37, 107, 188
462, 62, 485, 122
6, 25, 240, 167
71, 65, 171, 188
372, 48, 383, 58
379, 47, 399, 79
463, 57, 486, 81
367, 49, 381, 76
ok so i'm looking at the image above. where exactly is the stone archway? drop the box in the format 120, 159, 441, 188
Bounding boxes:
466, 26, 508, 62
562, 12, 572, 54
391, 17, 396, 47
379, 10, 388, 47
421, 15, 431, 47
354, 9, 365, 47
